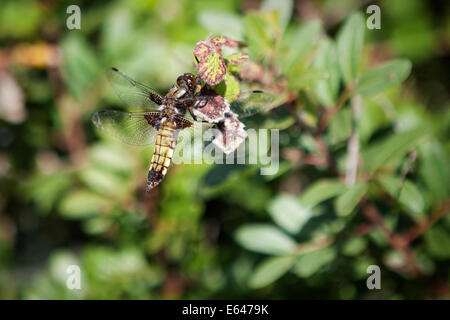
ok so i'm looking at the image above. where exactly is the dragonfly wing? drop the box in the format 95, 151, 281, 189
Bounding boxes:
230, 90, 273, 118
107, 67, 164, 111
92, 110, 160, 146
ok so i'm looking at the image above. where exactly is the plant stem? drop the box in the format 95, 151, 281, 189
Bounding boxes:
345, 94, 361, 186
318, 87, 351, 132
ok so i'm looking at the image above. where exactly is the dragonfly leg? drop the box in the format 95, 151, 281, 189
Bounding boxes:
188, 107, 198, 121
192, 95, 214, 108
176, 96, 196, 108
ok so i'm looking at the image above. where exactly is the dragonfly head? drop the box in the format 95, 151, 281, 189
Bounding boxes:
177, 73, 201, 95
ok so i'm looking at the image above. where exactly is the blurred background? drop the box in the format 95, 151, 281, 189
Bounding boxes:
0, 0, 449, 299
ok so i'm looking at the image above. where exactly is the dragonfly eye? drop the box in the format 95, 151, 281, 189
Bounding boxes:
185, 73, 197, 87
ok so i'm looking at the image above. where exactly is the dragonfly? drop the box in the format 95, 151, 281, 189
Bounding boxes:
92, 67, 271, 191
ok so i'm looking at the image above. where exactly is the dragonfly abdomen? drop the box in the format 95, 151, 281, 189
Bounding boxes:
147, 121, 177, 190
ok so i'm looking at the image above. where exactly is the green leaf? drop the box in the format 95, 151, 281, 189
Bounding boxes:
193, 41, 213, 58
300, 179, 347, 208
83, 247, 151, 280
235, 224, 297, 255
281, 20, 322, 76
377, 175, 425, 221
90, 143, 134, 172
268, 194, 313, 234
195, 49, 226, 85
0, 1, 42, 38
262, 0, 293, 32
361, 128, 428, 173
25, 173, 72, 214
212, 72, 240, 102
61, 34, 101, 99
262, 160, 293, 181
383, 250, 407, 270
342, 237, 367, 256
328, 107, 352, 145
79, 166, 129, 198
287, 67, 329, 91
260, 112, 296, 130
82, 216, 113, 235
336, 12, 365, 86
358, 99, 390, 142
424, 226, 450, 260
198, 11, 243, 39
355, 59, 412, 96
249, 256, 294, 288
225, 52, 249, 65
334, 182, 367, 217
210, 35, 239, 49
293, 246, 336, 278
59, 190, 110, 219
311, 38, 340, 107
418, 140, 450, 204
49, 251, 79, 285
101, 7, 134, 58
243, 13, 272, 58
202, 164, 246, 188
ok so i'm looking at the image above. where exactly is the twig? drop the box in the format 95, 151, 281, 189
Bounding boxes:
396, 150, 417, 198
293, 235, 334, 255
361, 200, 422, 276
345, 94, 361, 186
286, 100, 339, 175
316, 135, 339, 175
361, 200, 395, 240
318, 87, 351, 132
402, 200, 450, 244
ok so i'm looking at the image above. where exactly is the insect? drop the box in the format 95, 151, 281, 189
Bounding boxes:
92, 67, 271, 191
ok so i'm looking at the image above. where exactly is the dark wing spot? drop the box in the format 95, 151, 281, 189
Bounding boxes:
144, 113, 162, 128
173, 115, 193, 129
149, 93, 163, 105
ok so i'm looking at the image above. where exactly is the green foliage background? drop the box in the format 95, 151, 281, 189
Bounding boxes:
0, 0, 449, 299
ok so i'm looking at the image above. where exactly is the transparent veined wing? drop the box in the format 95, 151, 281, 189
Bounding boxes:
230, 90, 273, 118
107, 67, 164, 111
92, 110, 159, 146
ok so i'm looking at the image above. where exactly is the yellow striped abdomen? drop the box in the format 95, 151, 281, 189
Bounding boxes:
146, 121, 177, 191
